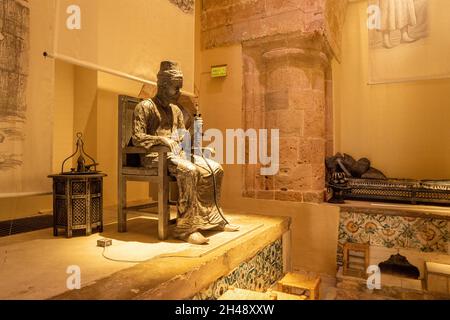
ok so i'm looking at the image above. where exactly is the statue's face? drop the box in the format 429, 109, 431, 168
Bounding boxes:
159, 78, 183, 104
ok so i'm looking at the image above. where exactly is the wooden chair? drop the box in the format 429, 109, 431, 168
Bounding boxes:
118, 95, 177, 240
342, 242, 370, 278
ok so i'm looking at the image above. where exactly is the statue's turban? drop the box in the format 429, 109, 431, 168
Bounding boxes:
157, 61, 183, 81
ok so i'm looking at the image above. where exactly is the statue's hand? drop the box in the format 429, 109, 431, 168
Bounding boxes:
158, 136, 180, 152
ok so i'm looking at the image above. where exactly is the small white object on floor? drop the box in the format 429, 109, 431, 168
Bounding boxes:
97, 238, 112, 247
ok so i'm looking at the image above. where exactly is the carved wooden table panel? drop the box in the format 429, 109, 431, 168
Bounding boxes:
48, 174, 106, 238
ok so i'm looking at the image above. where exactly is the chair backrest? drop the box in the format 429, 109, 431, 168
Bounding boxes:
119, 95, 141, 150
118, 95, 141, 168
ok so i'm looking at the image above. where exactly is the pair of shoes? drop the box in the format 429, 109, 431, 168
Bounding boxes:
186, 232, 210, 245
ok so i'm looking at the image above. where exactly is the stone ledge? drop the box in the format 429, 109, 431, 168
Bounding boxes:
328, 200, 450, 220
51, 213, 290, 300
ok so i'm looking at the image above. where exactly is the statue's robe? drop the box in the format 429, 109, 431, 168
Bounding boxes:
132, 98, 226, 238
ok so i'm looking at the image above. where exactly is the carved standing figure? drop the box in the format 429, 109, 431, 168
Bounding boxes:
379, 0, 418, 48
132, 61, 239, 245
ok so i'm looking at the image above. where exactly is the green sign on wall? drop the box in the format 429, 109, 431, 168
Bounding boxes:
211, 65, 228, 78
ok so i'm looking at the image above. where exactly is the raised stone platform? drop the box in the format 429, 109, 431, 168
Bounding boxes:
0, 208, 290, 300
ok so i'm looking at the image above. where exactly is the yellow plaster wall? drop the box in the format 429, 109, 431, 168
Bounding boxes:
96, 73, 149, 207
333, 1, 450, 180
0, 0, 190, 220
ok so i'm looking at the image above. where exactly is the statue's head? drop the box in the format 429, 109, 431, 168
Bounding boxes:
156, 61, 183, 105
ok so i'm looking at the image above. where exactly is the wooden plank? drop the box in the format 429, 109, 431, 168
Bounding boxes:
124, 175, 159, 183
158, 151, 169, 240
85, 178, 92, 236
99, 178, 104, 232
126, 202, 158, 211
118, 95, 127, 233
124, 146, 147, 154
52, 179, 58, 236
66, 179, 72, 238
123, 145, 170, 155
122, 167, 158, 176
151, 145, 171, 153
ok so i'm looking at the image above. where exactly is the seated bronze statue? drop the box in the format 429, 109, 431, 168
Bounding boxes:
131, 61, 239, 245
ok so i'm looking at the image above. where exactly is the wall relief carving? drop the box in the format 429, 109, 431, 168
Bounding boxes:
168, 0, 194, 14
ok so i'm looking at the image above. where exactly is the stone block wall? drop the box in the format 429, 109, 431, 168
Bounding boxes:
201, 0, 348, 203
201, 0, 347, 52
242, 33, 331, 202
201, 0, 329, 49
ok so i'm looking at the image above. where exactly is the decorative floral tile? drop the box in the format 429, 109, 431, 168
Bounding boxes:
192, 239, 283, 300
337, 210, 449, 266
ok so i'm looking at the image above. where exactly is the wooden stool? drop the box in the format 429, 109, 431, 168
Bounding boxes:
277, 273, 321, 300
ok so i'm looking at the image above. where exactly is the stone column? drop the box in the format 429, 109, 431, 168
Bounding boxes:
248, 45, 329, 202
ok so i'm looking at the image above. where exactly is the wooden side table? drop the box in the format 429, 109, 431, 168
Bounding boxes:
48, 173, 107, 238
277, 273, 321, 300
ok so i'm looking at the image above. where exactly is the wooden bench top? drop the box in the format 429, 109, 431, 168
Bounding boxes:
426, 262, 450, 276
278, 273, 321, 289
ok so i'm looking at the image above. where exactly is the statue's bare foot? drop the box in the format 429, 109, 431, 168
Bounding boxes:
186, 232, 210, 245
401, 32, 416, 43
224, 224, 240, 232
383, 34, 394, 49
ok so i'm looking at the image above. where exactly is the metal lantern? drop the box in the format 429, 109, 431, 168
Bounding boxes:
61, 132, 99, 174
